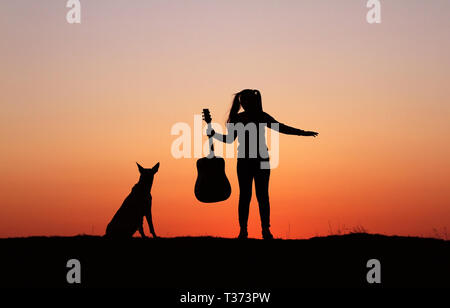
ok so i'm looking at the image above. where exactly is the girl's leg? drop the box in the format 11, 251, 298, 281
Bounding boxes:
254, 165, 271, 231
237, 160, 253, 232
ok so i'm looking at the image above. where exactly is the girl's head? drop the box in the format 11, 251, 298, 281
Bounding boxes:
227, 89, 263, 123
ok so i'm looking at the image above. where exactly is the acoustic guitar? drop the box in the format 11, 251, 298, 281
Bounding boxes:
194, 109, 232, 203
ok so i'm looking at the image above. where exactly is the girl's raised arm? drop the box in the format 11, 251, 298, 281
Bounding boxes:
208, 123, 238, 144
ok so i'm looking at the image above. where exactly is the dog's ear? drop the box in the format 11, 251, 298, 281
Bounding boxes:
136, 162, 145, 174
153, 162, 160, 173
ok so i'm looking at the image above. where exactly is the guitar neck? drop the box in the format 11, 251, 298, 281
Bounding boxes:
207, 123, 215, 157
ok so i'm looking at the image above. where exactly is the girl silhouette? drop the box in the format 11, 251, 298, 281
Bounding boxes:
209, 89, 318, 239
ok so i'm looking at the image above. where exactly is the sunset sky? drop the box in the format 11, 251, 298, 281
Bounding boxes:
1, 1, 449, 239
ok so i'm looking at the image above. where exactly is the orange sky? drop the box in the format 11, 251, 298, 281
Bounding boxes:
1, 1, 449, 239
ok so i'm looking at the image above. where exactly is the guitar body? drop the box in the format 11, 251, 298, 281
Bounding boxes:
195, 156, 231, 203
195, 108, 232, 203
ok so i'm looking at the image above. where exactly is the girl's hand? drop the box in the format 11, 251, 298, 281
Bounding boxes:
306, 131, 319, 137
207, 129, 215, 137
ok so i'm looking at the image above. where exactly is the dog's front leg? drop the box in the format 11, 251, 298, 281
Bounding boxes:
138, 224, 147, 238
145, 210, 158, 238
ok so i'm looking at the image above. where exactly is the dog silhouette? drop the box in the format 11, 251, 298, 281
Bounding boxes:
105, 162, 159, 238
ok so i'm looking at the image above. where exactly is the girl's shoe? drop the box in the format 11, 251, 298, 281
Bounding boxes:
238, 229, 248, 239
262, 229, 274, 240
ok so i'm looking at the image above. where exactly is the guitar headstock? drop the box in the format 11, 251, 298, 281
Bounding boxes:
202, 108, 212, 124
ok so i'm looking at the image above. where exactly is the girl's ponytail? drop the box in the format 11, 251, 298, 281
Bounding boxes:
227, 91, 242, 123
253, 89, 263, 112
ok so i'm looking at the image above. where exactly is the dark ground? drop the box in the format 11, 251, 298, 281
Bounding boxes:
0, 233, 448, 288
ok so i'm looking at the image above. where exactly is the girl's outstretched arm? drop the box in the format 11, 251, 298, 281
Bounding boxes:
265, 112, 319, 137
